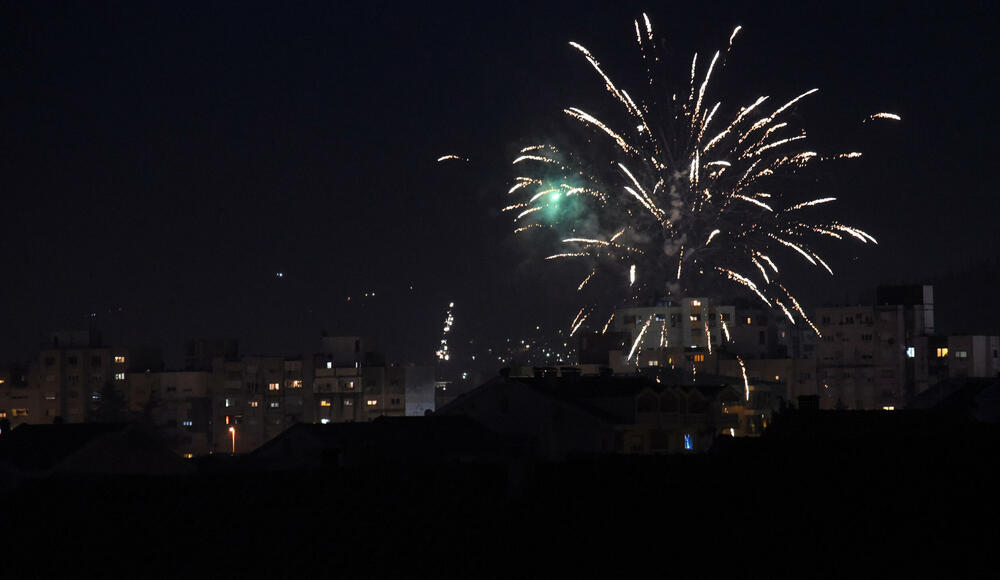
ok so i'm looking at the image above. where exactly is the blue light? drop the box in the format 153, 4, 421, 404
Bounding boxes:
683, 434, 693, 450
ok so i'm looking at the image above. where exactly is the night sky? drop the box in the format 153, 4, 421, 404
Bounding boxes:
2, 1, 997, 368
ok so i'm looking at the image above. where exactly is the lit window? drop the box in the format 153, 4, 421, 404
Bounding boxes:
326, 362, 333, 369
320, 418, 331, 424
114, 373, 125, 381
346, 381, 355, 389
269, 402, 280, 408
225, 415, 230, 424
648, 360, 659, 367
44, 393, 56, 400
683, 434, 693, 450
774, 375, 780, 381
936, 348, 949, 358
320, 399, 332, 407
693, 354, 705, 362
344, 400, 353, 406
882, 406, 895, 411
268, 383, 280, 391
0, 412, 6, 418
182, 420, 193, 427
955, 351, 968, 359
367, 399, 378, 406
906, 347, 915, 358
183, 453, 194, 459
746, 317, 752, 325
691, 300, 701, 307
225, 398, 231, 407
0, 379, 6, 385
249, 401, 258, 408
290, 380, 302, 388
114, 355, 126, 364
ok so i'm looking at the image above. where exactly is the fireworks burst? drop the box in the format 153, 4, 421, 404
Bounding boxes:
435, 302, 455, 361
508, 14, 895, 335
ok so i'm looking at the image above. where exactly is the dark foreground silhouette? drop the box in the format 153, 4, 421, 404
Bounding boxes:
2, 409, 997, 578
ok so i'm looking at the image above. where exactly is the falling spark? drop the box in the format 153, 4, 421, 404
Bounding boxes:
437, 154, 466, 162
721, 319, 731, 342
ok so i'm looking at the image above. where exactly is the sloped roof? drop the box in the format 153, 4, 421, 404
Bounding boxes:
0, 423, 132, 471
251, 415, 519, 459
910, 377, 1000, 422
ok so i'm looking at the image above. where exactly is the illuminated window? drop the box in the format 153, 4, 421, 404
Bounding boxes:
0, 411, 6, 418
683, 434, 693, 450
11, 408, 29, 417
249, 401, 258, 408
746, 317, 752, 325
268, 382, 280, 391
906, 347, 915, 358
648, 361, 659, 367
936, 348, 949, 358
774, 375, 780, 381
44, 393, 56, 400
693, 354, 705, 362
290, 380, 303, 388
182, 420, 193, 427
346, 381, 355, 389
320, 400, 332, 407
225, 398, 232, 407
955, 351, 968, 359
114, 373, 125, 381
225, 415, 230, 424
344, 400, 353, 406
326, 362, 333, 369
366, 399, 378, 406
882, 406, 895, 411
691, 300, 701, 307
0, 379, 6, 385
183, 453, 194, 459
269, 402, 280, 408
320, 418, 331, 424
114, 355, 125, 364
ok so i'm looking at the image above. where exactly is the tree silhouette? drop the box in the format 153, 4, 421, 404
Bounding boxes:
94, 380, 127, 422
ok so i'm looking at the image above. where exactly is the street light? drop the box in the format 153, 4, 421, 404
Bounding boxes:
228, 426, 236, 455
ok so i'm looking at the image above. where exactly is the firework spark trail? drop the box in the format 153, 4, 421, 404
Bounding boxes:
627, 316, 653, 361
866, 112, 902, 122
721, 319, 731, 342
437, 154, 466, 162
507, 14, 886, 336
737, 355, 750, 402
601, 312, 615, 334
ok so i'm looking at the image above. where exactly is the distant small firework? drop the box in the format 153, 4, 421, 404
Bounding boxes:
437, 154, 467, 162
435, 302, 456, 361
507, 13, 895, 336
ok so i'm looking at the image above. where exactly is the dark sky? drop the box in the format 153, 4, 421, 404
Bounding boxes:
2, 1, 997, 368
